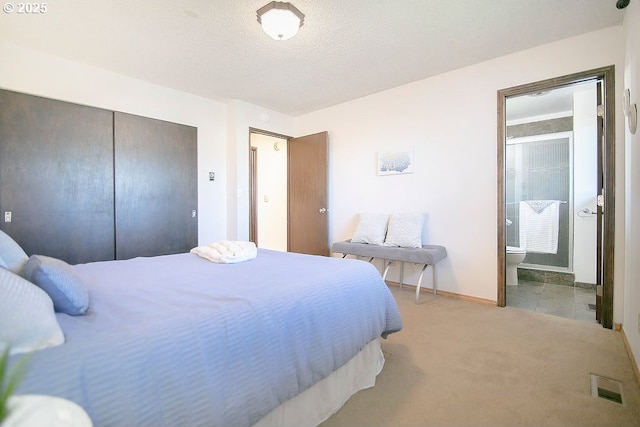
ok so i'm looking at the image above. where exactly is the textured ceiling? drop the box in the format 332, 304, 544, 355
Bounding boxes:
0, 0, 625, 116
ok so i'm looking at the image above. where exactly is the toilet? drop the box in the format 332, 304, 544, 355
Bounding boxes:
506, 246, 527, 286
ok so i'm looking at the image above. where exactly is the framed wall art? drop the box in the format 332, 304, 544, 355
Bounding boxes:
377, 147, 414, 176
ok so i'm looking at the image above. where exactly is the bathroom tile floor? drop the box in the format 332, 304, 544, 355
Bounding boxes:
506, 279, 597, 323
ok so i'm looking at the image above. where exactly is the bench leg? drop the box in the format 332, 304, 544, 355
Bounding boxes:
382, 260, 393, 283
415, 264, 428, 303
380, 260, 404, 288
415, 264, 438, 303
432, 264, 437, 295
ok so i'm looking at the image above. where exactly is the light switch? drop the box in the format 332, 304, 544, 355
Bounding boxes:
4, 212, 11, 223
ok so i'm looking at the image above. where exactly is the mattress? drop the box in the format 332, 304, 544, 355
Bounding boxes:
12, 249, 402, 427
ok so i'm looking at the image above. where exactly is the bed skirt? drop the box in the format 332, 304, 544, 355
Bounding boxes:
253, 338, 384, 427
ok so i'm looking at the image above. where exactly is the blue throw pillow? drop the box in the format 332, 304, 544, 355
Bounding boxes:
0, 229, 29, 275
23, 255, 89, 316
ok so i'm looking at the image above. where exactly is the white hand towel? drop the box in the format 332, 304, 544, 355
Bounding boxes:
519, 200, 560, 254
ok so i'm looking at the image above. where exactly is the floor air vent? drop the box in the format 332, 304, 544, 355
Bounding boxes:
590, 374, 624, 404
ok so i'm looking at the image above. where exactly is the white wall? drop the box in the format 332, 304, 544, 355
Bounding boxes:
295, 27, 627, 314
251, 133, 288, 251
573, 85, 598, 284
623, 1, 640, 373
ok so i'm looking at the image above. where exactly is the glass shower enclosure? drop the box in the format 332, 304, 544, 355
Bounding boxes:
505, 132, 573, 271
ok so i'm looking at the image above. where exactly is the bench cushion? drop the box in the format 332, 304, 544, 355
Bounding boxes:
332, 240, 447, 265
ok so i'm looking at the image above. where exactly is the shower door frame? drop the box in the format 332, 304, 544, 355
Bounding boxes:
506, 132, 575, 273
497, 65, 615, 329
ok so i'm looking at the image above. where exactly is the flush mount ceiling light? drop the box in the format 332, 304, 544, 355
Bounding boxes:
256, 1, 304, 41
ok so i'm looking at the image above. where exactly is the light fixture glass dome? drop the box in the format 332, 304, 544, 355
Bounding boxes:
257, 2, 304, 41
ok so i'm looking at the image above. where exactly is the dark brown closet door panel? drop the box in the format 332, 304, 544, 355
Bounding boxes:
114, 112, 197, 259
0, 90, 115, 264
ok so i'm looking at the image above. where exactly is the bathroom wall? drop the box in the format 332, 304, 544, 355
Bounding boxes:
250, 133, 288, 251
507, 117, 573, 138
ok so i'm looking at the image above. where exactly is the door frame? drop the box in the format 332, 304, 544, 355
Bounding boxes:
249, 146, 258, 245
496, 65, 615, 328
248, 127, 291, 248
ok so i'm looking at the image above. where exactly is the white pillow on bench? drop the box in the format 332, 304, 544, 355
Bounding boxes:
351, 213, 389, 245
384, 212, 425, 248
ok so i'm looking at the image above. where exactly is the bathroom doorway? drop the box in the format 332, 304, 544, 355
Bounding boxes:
248, 129, 330, 256
497, 66, 615, 329
249, 129, 289, 251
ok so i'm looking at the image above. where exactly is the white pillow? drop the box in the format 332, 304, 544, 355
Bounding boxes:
384, 212, 425, 248
0, 267, 65, 355
0, 229, 29, 276
351, 213, 389, 245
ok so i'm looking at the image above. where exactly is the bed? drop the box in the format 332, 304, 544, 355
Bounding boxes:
1, 234, 403, 427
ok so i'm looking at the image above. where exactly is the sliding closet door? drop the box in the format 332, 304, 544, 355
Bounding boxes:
114, 112, 197, 259
0, 90, 115, 264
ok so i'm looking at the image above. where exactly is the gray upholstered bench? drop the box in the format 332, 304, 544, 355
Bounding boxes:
332, 240, 447, 303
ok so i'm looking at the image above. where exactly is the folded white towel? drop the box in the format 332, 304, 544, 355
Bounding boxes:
190, 240, 257, 264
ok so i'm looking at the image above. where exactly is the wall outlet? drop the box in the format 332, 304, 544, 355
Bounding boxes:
4, 211, 11, 223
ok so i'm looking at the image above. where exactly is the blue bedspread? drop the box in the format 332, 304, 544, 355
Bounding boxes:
13, 249, 402, 427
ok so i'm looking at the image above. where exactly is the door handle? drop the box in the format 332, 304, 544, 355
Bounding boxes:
318, 208, 327, 214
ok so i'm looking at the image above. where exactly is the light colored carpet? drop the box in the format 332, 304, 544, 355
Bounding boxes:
321, 285, 640, 427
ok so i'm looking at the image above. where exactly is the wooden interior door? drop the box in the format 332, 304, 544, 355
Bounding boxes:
114, 112, 198, 259
0, 90, 115, 264
288, 132, 329, 256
